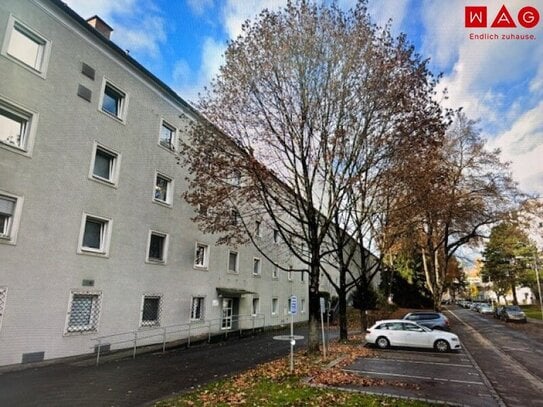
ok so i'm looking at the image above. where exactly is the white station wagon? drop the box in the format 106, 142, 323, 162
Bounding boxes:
365, 319, 461, 352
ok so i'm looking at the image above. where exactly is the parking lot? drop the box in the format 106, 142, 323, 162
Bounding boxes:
344, 348, 500, 406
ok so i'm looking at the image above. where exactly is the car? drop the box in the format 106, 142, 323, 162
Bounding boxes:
365, 319, 461, 352
499, 305, 527, 322
478, 303, 494, 315
402, 311, 450, 330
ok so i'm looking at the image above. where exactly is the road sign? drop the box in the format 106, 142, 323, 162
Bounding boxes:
290, 295, 297, 314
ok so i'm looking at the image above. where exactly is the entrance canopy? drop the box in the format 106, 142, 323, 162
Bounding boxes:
216, 287, 256, 297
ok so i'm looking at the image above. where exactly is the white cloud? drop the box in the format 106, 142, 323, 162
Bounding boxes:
222, 0, 286, 39
64, 0, 167, 59
489, 101, 543, 194
367, 0, 410, 32
174, 37, 225, 103
187, 0, 214, 16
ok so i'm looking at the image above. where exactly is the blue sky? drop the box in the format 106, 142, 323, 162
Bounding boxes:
65, 0, 543, 196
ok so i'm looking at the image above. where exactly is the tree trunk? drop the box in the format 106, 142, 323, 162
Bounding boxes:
511, 281, 519, 305
307, 258, 321, 353
338, 287, 347, 340
359, 308, 368, 331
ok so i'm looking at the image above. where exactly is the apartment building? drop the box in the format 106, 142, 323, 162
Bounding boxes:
0, 0, 310, 367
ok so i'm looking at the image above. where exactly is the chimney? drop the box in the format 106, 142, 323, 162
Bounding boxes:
86, 16, 113, 40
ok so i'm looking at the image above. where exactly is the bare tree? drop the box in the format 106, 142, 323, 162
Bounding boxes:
181, 1, 446, 351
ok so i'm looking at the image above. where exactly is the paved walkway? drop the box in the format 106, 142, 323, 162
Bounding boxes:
0, 327, 310, 406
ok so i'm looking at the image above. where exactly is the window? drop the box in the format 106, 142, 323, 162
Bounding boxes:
255, 221, 261, 237
271, 298, 278, 315
79, 214, 111, 255
301, 271, 305, 282
0, 196, 16, 239
100, 81, 127, 121
2, 16, 50, 75
147, 231, 167, 263
288, 297, 293, 314
272, 266, 278, 279
253, 258, 261, 276
194, 243, 209, 269
66, 292, 101, 333
0, 98, 36, 154
230, 210, 239, 226
273, 229, 279, 244
90, 143, 119, 185
252, 298, 259, 316
159, 121, 176, 150
301, 298, 306, 314
228, 250, 238, 273
288, 270, 293, 281
154, 173, 172, 205
190, 297, 204, 321
141, 296, 161, 327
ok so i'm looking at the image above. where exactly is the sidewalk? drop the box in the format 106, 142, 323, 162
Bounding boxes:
0, 326, 312, 407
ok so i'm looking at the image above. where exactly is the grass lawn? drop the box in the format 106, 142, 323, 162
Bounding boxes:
522, 304, 543, 320
154, 334, 434, 407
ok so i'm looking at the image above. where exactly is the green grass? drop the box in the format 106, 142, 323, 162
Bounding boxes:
522, 304, 543, 320
154, 377, 435, 407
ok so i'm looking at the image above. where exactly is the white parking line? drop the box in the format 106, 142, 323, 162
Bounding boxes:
344, 369, 485, 385
368, 358, 472, 368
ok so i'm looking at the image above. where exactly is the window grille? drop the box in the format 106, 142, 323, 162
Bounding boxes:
190, 297, 204, 320
0, 287, 7, 330
141, 296, 161, 326
67, 292, 101, 333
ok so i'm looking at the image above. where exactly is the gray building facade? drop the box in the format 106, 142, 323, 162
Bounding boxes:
0, 0, 309, 367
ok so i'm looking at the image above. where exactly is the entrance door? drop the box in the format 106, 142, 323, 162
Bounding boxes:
221, 298, 233, 330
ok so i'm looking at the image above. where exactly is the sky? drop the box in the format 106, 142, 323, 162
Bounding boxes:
64, 0, 543, 197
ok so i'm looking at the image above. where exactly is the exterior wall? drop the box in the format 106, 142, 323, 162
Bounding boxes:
0, 0, 308, 367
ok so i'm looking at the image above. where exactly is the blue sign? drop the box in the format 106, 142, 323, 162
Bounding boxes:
290, 295, 297, 314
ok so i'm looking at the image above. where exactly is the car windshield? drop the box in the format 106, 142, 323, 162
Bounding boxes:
506, 306, 521, 311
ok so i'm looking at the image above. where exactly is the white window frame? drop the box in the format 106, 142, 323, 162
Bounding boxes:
153, 172, 173, 206
252, 297, 260, 316
255, 221, 261, 238
272, 266, 278, 280
1, 15, 51, 77
77, 213, 112, 256
288, 270, 293, 281
146, 230, 168, 264
64, 290, 102, 334
271, 297, 278, 316
0, 287, 7, 332
227, 250, 239, 273
0, 190, 23, 245
89, 141, 121, 186
301, 298, 306, 314
140, 295, 161, 327
0, 96, 38, 156
253, 257, 261, 276
158, 119, 177, 151
194, 242, 209, 269
99, 79, 128, 122
190, 296, 205, 321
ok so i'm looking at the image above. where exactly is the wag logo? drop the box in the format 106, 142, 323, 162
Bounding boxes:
465, 4, 540, 40
465, 5, 540, 28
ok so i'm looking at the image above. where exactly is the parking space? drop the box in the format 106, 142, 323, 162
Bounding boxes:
344, 348, 500, 406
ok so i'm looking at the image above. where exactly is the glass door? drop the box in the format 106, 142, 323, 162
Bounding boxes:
221, 298, 233, 329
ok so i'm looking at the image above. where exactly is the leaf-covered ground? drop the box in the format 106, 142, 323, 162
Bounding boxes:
155, 333, 427, 407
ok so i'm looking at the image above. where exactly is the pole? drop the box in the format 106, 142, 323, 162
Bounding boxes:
320, 307, 326, 359
289, 313, 294, 373
534, 256, 543, 320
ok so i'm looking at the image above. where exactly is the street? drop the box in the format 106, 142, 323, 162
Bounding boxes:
446, 306, 543, 407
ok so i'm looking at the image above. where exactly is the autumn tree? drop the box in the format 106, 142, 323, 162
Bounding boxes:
181, 0, 445, 350
482, 221, 537, 305
391, 112, 520, 310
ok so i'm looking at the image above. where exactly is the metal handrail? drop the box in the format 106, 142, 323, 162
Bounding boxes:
92, 313, 266, 365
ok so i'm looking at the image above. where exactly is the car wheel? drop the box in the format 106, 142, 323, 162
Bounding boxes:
434, 339, 450, 353
376, 336, 390, 349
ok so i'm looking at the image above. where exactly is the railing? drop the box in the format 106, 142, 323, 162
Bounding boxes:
92, 313, 266, 366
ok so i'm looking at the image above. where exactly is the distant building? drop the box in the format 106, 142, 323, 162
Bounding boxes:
0, 0, 314, 367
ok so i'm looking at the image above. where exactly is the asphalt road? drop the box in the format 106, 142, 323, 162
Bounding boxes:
446, 306, 543, 407
0, 326, 311, 407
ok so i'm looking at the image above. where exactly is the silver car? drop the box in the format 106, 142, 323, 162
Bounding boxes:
499, 305, 527, 322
